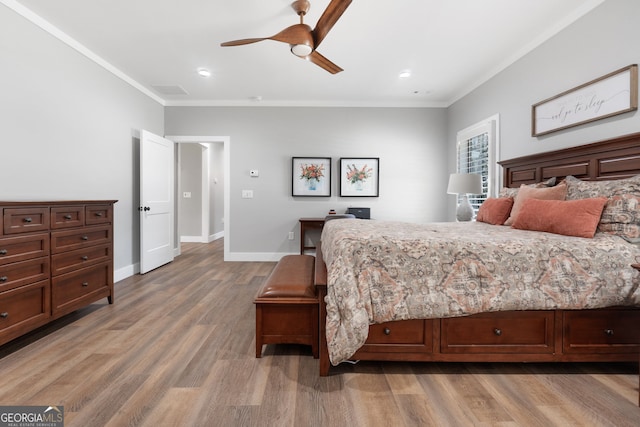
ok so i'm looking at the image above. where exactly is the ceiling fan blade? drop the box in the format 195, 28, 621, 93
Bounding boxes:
221, 38, 269, 47
312, 0, 352, 48
306, 51, 343, 74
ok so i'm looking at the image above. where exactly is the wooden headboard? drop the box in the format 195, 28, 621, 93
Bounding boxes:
499, 132, 640, 188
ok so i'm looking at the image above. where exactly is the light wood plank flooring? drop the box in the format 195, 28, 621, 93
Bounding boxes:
0, 240, 638, 426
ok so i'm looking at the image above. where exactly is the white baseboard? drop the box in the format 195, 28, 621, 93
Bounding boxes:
114, 263, 138, 283
224, 252, 299, 262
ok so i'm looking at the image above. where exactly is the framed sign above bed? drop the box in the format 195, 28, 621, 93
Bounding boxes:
531, 64, 638, 137
339, 157, 379, 197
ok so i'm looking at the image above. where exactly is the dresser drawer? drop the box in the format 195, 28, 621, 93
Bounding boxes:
51, 206, 84, 229
85, 205, 112, 225
0, 280, 51, 343
51, 225, 111, 254
52, 262, 112, 315
51, 244, 111, 276
563, 309, 640, 353
3, 207, 50, 235
0, 233, 49, 266
441, 311, 555, 354
0, 257, 50, 293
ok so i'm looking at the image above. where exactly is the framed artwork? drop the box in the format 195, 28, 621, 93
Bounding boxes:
292, 157, 331, 197
340, 157, 379, 197
532, 64, 638, 136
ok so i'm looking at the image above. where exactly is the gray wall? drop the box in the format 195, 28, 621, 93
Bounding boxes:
0, 5, 164, 279
448, 0, 640, 171
165, 107, 448, 257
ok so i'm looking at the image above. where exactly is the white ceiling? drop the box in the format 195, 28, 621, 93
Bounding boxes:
6, 0, 604, 107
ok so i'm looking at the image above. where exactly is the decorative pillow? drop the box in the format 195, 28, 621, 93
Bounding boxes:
499, 177, 557, 199
504, 182, 567, 226
565, 175, 640, 239
476, 197, 514, 225
511, 197, 608, 238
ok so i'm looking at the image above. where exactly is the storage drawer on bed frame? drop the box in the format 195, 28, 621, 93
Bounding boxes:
355, 319, 433, 354
441, 311, 555, 354
563, 309, 640, 354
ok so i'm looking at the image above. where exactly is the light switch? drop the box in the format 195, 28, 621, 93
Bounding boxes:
241, 190, 254, 199
183, 192, 191, 198
250, 169, 259, 177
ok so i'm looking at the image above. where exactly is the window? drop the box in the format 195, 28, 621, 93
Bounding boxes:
456, 115, 499, 214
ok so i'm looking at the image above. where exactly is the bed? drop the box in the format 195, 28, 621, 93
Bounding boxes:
315, 132, 640, 376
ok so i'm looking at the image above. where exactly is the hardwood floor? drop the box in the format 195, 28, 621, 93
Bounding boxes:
0, 240, 638, 426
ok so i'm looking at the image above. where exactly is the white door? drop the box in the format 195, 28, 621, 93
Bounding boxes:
140, 130, 175, 274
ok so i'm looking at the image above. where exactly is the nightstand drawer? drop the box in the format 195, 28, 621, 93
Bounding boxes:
563, 309, 640, 353
441, 311, 555, 354
0, 233, 49, 266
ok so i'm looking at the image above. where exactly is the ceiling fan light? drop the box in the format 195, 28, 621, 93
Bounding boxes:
291, 44, 313, 57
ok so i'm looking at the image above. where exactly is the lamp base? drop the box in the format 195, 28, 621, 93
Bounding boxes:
456, 195, 474, 222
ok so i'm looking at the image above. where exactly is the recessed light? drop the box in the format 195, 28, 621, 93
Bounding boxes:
197, 68, 211, 77
399, 70, 412, 79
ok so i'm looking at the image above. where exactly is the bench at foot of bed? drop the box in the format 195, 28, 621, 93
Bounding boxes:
254, 254, 319, 358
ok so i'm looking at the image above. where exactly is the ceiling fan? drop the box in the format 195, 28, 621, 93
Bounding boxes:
220, 0, 352, 74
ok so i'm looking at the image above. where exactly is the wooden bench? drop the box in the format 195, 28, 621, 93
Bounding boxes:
254, 254, 319, 358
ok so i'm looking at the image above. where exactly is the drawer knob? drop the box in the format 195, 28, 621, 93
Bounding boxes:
81, 236, 89, 241
95, 212, 104, 217
0, 249, 7, 255
0, 276, 7, 282
23, 217, 32, 223
81, 256, 89, 261
64, 214, 72, 220
383, 328, 391, 335
604, 329, 614, 336
0, 312, 8, 319
82, 282, 89, 287
493, 328, 502, 336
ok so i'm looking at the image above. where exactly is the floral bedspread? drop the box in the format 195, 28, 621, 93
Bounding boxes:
321, 220, 640, 365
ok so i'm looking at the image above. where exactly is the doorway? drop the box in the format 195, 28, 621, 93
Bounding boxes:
167, 135, 230, 258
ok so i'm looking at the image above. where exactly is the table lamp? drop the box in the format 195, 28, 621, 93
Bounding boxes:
447, 173, 483, 221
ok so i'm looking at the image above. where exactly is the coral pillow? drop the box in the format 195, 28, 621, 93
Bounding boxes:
511, 197, 608, 238
504, 182, 567, 226
476, 197, 514, 225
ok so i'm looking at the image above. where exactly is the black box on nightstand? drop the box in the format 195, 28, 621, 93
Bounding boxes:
347, 207, 370, 219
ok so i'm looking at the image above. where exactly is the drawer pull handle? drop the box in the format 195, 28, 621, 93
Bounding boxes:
493, 328, 502, 336
604, 329, 614, 336
95, 212, 104, 217
0, 312, 8, 319
82, 282, 89, 287
81, 256, 89, 261
383, 328, 391, 335
0, 249, 7, 255
64, 215, 72, 220
0, 276, 7, 282
81, 236, 89, 241
24, 217, 32, 223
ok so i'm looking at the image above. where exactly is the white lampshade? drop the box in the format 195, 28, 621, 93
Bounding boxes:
447, 173, 483, 195
447, 173, 483, 222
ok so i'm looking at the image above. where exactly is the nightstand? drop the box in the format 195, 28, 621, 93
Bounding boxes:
299, 218, 325, 254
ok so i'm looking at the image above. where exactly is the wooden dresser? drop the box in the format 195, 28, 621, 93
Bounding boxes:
0, 200, 116, 346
